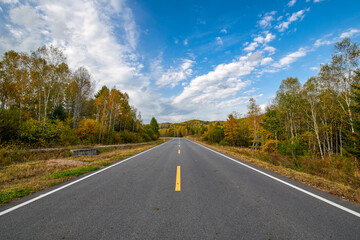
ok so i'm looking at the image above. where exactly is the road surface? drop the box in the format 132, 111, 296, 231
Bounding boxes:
0, 138, 359, 239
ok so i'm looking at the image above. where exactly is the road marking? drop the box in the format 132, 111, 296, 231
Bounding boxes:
175, 166, 181, 191
178, 149, 180, 154
0, 140, 171, 217
179, 144, 180, 148
187, 139, 360, 218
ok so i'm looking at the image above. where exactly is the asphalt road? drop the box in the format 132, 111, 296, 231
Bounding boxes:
0, 138, 359, 239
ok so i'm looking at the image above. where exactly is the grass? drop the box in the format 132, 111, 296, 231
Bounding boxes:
0, 187, 33, 203
47, 166, 100, 179
0, 140, 168, 205
187, 136, 360, 205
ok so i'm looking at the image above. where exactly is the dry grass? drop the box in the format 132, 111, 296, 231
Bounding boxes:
187, 137, 360, 204
0, 141, 166, 205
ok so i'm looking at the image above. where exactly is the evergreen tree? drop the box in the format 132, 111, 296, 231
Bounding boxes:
150, 117, 159, 138
51, 104, 67, 121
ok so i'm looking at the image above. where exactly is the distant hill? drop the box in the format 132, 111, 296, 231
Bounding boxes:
159, 119, 224, 129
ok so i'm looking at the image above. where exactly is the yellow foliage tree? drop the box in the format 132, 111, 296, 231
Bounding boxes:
75, 119, 103, 144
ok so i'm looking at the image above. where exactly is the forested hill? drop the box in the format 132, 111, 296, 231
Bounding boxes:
159, 119, 224, 137
160, 119, 224, 129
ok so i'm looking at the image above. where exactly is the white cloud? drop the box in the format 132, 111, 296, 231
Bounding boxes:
173, 52, 262, 107
278, 47, 307, 66
310, 66, 318, 71
314, 38, 332, 47
9, 4, 42, 29
220, 28, 227, 34
216, 36, 223, 45
263, 46, 276, 54
276, 8, 310, 32
288, 0, 296, 7
261, 57, 273, 65
244, 42, 258, 52
184, 38, 188, 45
121, 5, 139, 50
254, 32, 276, 44
155, 59, 195, 88
0, 0, 18, 3
258, 11, 277, 28
340, 29, 360, 39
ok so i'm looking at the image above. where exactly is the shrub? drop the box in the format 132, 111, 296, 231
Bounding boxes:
219, 139, 230, 146
20, 119, 62, 146
278, 136, 306, 158
75, 119, 102, 144
58, 121, 79, 146
261, 139, 280, 153
0, 108, 21, 142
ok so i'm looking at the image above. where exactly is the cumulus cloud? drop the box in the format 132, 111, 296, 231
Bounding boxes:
263, 46, 276, 55
261, 57, 273, 65
155, 59, 195, 88
278, 47, 307, 66
220, 28, 227, 34
244, 42, 258, 52
254, 32, 276, 44
0, 0, 18, 3
288, 0, 296, 7
245, 32, 275, 53
340, 29, 360, 39
173, 52, 262, 110
216, 36, 223, 45
258, 11, 277, 28
276, 8, 310, 32
314, 38, 332, 48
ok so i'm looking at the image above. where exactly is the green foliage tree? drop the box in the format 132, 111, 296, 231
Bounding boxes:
344, 81, 360, 161
150, 117, 159, 138
51, 104, 67, 121
0, 109, 21, 142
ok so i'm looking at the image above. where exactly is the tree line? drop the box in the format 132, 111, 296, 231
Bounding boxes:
0, 46, 160, 147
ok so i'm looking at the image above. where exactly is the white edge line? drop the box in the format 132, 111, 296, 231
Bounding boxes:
186, 139, 360, 218
0, 140, 171, 217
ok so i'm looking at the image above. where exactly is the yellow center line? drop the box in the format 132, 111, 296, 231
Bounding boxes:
178, 149, 180, 154
175, 166, 181, 191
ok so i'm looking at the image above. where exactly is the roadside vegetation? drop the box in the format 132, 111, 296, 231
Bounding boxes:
162, 38, 360, 203
0, 140, 166, 204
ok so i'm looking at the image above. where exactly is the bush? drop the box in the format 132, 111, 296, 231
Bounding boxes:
58, 121, 79, 146
219, 139, 230, 146
75, 119, 102, 144
142, 125, 157, 141
278, 137, 306, 158
261, 139, 280, 153
20, 119, 62, 146
0, 108, 21, 142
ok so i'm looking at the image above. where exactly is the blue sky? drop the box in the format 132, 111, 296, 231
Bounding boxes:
1, 0, 360, 123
